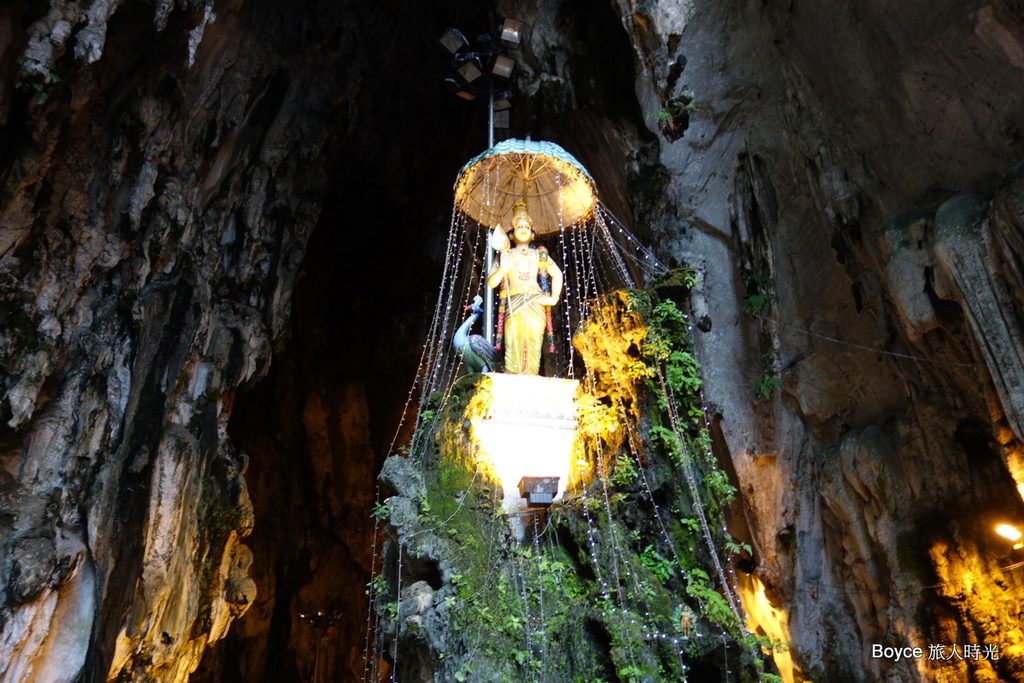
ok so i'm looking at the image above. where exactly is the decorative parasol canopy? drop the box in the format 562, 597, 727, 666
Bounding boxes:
454, 138, 597, 234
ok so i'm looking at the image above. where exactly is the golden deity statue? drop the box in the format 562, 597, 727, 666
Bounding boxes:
487, 202, 564, 375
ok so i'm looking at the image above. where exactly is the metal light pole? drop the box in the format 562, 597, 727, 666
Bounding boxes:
439, 19, 522, 345
484, 81, 496, 342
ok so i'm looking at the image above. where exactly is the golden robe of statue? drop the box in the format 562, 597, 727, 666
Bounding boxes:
488, 203, 563, 375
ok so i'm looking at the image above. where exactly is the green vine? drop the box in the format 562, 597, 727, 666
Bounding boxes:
16, 56, 61, 105
741, 270, 779, 318
753, 375, 783, 399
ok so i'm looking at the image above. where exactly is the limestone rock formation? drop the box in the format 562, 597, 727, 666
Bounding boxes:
2, 0, 1024, 681
601, 1, 1024, 680
1, 0, 332, 679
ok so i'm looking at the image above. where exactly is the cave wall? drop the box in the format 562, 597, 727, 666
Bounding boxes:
3, 0, 1024, 681
0, 0, 440, 680
603, 0, 1024, 680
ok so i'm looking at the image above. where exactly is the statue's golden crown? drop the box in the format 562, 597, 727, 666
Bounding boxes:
511, 201, 533, 229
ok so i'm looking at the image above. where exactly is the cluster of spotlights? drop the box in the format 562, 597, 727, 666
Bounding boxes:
439, 18, 523, 128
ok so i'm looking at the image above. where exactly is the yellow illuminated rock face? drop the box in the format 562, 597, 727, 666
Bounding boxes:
572, 291, 649, 439
736, 573, 796, 683
925, 533, 1024, 681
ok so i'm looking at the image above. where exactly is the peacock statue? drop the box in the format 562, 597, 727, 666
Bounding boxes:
453, 296, 501, 373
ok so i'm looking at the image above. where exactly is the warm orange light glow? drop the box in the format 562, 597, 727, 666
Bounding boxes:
557, 177, 596, 223
736, 573, 797, 683
996, 524, 1022, 542
470, 374, 579, 537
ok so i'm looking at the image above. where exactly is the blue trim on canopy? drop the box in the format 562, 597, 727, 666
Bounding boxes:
455, 138, 596, 189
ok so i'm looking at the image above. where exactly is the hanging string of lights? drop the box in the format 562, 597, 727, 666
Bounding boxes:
391, 545, 403, 682
530, 517, 550, 680
515, 539, 537, 671
579, 498, 648, 675
462, 493, 507, 659
655, 365, 744, 620
595, 207, 639, 287
570, 292, 763, 676
362, 485, 384, 682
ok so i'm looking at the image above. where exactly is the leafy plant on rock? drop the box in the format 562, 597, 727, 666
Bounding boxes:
753, 375, 783, 399
16, 56, 61, 105
741, 270, 779, 318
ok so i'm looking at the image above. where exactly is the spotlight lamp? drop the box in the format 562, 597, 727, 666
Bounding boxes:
499, 18, 523, 49
996, 523, 1024, 549
474, 33, 496, 52
440, 18, 522, 137
443, 75, 478, 100
438, 27, 469, 54
519, 476, 560, 508
454, 52, 485, 83
491, 53, 516, 79
493, 90, 513, 111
